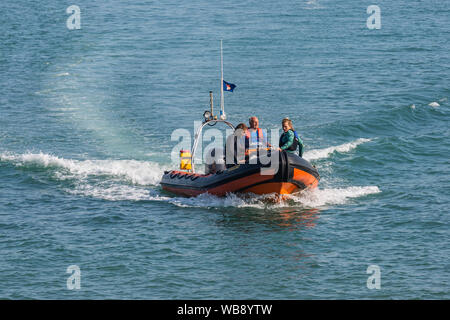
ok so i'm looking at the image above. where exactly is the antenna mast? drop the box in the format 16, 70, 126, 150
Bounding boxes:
220, 40, 226, 120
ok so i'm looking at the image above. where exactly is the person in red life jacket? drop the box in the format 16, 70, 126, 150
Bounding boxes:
247, 116, 271, 150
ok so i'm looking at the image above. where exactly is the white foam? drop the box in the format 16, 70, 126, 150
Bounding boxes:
160, 185, 381, 209
304, 0, 324, 9
428, 102, 440, 107
164, 192, 268, 209
150, 186, 380, 209
64, 183, 381, 208
1, 152, 381, 209
67, 183, 153, 201
0, 152, 167, 186
304, 138, 371, 161
287, 186, 381, 207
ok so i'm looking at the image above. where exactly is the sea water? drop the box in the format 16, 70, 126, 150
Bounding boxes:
0, 0, 448, 299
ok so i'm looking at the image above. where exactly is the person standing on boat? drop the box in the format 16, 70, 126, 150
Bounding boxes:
225, 123, 249, 165
279, 118, 304, 156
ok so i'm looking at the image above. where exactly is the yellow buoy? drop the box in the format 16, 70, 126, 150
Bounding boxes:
180, 149, 192, 170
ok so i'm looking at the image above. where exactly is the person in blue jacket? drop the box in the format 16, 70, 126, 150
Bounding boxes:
278, 118, 304, 156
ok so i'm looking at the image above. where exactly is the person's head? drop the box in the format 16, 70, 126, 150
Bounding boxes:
249, 116, 259, 129
282, 118, 294, 133
234, 123, 248, 136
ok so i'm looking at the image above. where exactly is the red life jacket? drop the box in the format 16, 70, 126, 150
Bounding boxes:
245, 128, 265, 147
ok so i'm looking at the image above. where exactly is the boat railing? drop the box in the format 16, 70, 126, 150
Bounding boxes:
191, 119, 235, 172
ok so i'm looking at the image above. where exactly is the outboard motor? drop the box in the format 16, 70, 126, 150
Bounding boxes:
205, 147, 226, 174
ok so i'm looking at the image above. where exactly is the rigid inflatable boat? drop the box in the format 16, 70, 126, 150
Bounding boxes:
160, 41, 319, 197
161, 150, 319, 197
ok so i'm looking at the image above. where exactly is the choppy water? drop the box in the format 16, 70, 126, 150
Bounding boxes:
0, 0, 449, 299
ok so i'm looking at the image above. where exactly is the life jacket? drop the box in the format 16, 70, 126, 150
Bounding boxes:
246, 128, 267, 150
280, 129, 304, 157
244, 128, 269, 162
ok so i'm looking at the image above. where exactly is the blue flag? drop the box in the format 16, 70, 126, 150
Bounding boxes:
223, 80, 236, 92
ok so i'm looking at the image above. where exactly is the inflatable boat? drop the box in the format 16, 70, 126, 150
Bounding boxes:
160, 41, 319, 197
161, 150, 319, 197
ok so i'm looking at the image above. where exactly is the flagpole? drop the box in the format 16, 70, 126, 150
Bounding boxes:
220, 40, 225, 119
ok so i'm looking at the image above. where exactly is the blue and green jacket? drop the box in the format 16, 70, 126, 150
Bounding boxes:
279, 129, 304, 156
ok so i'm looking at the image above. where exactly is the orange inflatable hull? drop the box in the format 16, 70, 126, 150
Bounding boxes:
161, 151, 319, 197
